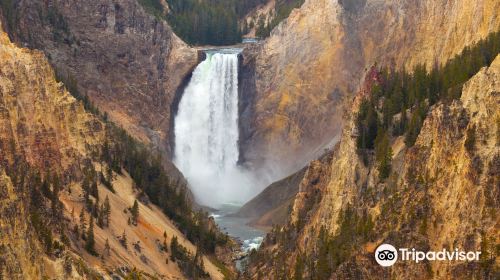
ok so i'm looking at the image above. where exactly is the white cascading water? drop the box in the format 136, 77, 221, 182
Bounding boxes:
174, 50, 254, 207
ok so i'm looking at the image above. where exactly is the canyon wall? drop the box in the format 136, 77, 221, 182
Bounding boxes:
1, 0, 198, 157
242, 0, 500, 174
247, 54, 500, 279
0, 21, 105, 279
0, 22, 105, 179
0, 20, 231, 279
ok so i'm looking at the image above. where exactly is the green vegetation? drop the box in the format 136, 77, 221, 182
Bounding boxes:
246, 32, 499, 279
1, 164, 68, 257
99, 195, 111, 228
374, 130, 392, 180
139, 0, 240, 45
102, 124, 228, 254
54, 71, 100, 116
53, 68, 229, 255
356, 30, 500, 177
166, 0, 241, 45
130, 199, 139, 226
45, 6, 71, 43
170, 236, 209, 279
85, 216, 97, 255
251, 204, 374, 279
311, 205, 373, 279
138, 0, 303, 45
79, 208, 87, 239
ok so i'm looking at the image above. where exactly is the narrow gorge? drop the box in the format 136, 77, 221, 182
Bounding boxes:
0, 0, 498, 279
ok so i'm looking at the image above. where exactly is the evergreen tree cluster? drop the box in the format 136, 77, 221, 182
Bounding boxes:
140, 0, 248, 45
53, 69, 229, 256
79, 164, 112, 244
170, 236, 209, 279
356, 31, 500, 178
166, 0, 241, 45
29, 172, 63, 255
2, 160, 67, 257
100, 124, 228, 254
248, 204, 374, 279
310, 205, 374, 279
130, 199, 139, 226
138, 0, 303, 45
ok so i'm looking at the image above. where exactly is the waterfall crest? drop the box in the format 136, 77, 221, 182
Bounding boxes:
174, 50, 253, 207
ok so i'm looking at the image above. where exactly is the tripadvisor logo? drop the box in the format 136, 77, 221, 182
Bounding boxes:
374, 243, 481, 267
375, 244, 398, 266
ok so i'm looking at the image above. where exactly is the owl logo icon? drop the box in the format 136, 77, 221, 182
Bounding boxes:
375, 244, 398, 266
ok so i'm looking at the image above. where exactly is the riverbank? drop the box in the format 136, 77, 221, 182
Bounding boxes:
210, 203, 266, 271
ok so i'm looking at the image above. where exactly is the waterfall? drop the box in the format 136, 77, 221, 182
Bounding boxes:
174, 50, 253, 207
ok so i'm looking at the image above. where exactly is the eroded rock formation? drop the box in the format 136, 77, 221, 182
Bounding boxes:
241, 0, 500, 175
1, 0, 197, 156
248, 54, 500, 279
0, 21, 105, 279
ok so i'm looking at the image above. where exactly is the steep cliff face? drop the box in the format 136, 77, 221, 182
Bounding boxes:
242, 0, 500, 174
0, 22, 105, 279
0, 22, 229, 280
247, 55, 500, 279
0, 0, 198, 156
0, 173, 42, 279
0, 21, 105, 179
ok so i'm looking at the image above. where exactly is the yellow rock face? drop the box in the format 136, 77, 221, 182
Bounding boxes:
0, 22, 106, 279
250, 55, 500, 279
247, 0, 500, 173
0, 23, 227, 279
0, 26, 105, 172
0, 172, 42, 280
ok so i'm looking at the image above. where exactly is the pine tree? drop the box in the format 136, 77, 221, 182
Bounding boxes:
316, 236, 331, 279
79, 208, 86, 240
375, 130, 393, 180
131, 200, 139, 226
44, 230, 53, 255
170, 236, 179, 261
97, 204, 104, 228
82, 177, 90, 203
91, 181, 99, 200
104, 238, 111, 257
85, 216, 96, 255
104, 195, 111, 227
356, 99, 379, 150
106, 165, 113, 184
405, 109, 423, 147
163, 231, 168, 252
